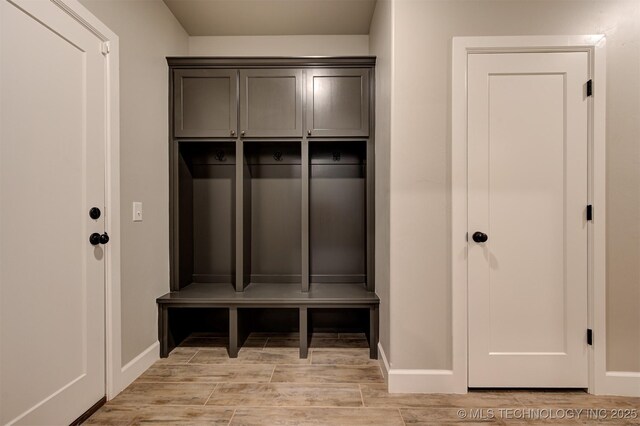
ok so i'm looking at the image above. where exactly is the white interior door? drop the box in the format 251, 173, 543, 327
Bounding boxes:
467, 52, 589, 388
1, 0, 108, 423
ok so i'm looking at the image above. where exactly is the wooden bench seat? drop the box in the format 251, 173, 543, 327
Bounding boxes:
157, 283, 379, 359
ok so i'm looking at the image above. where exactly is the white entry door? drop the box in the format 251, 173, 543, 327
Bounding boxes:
467, 52, 589, 388
1, 0, 108, 423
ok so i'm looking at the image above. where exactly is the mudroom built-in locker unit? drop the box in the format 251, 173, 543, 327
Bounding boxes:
157, 57, 378, 359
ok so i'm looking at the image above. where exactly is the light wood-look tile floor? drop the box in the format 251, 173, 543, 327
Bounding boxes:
87, 333, 640, 425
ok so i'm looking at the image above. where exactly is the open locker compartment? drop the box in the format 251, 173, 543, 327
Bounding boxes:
166, 307, 230, 352
177, 141, 236, 290
309, 141, 367, 286
243, 141, 302, 288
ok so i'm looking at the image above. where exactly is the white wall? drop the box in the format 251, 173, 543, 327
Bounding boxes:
79, 0, 188, 365
369, 0, 393, 365
189, 35, 369, 56
384, 0, 640, 374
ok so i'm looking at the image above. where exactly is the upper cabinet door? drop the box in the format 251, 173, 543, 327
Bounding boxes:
306, 69, 370, 137
174, 69, 238, 138
239, 69, 303, 138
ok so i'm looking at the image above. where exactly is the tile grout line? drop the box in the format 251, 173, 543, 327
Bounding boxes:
134, 382, 384, 386
185, 349, 200, 364
204, 405, 399, 410
269, 365, 276, 383
227, 408, 237, 426
398, 408, 407, 426
134, 381, 385, 386
108, 403, 223, 408
203, 382, 220, 406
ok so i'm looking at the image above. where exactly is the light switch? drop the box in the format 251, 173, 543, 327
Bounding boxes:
133, 202, 143, 222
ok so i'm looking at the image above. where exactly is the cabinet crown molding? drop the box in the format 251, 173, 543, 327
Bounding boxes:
167, 56, 376, 68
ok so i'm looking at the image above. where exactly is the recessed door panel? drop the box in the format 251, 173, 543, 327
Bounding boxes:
468, 52, 589, 387
240, 69, 302, 137
306, 69, 369, 137
174, 69, 238, 137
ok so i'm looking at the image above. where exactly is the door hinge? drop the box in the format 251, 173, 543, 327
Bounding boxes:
101, 41, 110, 56
587, 329, 593, 346
587, 205, 593, 221
586, 79, 593, 97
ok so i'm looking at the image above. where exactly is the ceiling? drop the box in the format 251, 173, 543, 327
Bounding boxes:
162, 0, 377, 36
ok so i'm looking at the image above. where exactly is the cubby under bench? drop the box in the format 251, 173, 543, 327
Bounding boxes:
157, 283, 380, 359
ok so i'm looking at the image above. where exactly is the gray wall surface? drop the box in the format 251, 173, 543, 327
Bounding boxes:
369, 0, 392, 366
80, 0, 639, 374
381, 0, 640, 372
189, 35, 369, 56
79, 0, 188, 365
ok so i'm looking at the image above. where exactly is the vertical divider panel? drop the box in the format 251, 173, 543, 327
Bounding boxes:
369, 305, 379, 359
170, 142, 179, 291
366, 138, 375, 292
242, 145, 252, 288
229, 307, 238, 358
300, 307, 308, 358
235, 140, 244, 292
367, 69, 375, 292
301, 69, 309, 293
301, 140, 310, 292
177, 148, 194, 289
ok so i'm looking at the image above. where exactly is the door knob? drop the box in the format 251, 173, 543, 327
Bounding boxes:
89, 207, 101, 219
89, 232, 110, 246
472, 231, 488, 243
99, 232, 110, 244
89, 233, 101, 245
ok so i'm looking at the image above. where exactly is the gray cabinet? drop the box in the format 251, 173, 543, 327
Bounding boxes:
163, 57, 378, 361
240, 69, 303, 137
173, 69, 238, 138
306, 68, 370, 137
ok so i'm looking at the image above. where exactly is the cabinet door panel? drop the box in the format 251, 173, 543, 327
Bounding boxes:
306, 69, 369, 137
174, 69, 238, 137
240, 69, 302, 137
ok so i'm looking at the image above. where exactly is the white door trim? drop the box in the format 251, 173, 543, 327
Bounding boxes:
44, 0, 124, 400
451, 35, 617, 395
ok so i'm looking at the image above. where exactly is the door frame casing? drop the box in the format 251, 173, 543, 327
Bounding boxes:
451, 36, 608, 394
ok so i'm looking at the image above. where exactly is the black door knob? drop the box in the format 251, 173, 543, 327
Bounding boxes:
472, 231, 488, 243
89, 207, 101, 219
99, 232, 110, 244
89, 232, 109, 245
89, 233, 101, 245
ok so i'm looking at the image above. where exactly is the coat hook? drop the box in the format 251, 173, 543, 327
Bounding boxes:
215, 150, 226, 162
273, 151, 283, 162
332, 152, 341, 162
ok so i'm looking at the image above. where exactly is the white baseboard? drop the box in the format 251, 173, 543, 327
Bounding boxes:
378, 343, 390, 381
379, 346, 638, 396
598, 371, 640, 397
389, 368, 464, 394
378, 343, 466, 394
112, 341, 159, 398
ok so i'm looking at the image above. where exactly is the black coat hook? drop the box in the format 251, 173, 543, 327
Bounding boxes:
332, 152, 341, 162
273, 151, 283, 161
215, 150, 226, 162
